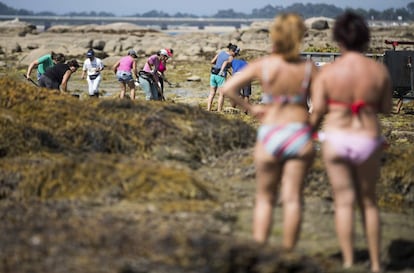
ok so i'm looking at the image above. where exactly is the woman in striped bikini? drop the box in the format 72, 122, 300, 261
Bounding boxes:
222, 13, 318, 251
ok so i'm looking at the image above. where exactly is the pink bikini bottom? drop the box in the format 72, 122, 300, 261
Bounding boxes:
323, 131, 384, 164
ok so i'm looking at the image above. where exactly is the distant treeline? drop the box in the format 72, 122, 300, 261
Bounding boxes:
1, 1, 414, 20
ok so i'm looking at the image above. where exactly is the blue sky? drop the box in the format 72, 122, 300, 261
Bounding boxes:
1, 0, 411, 16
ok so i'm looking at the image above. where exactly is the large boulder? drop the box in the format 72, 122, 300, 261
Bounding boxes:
0, 18, 37, 35
311, 20, 330, 30
305, 17, 335, 30
92, 40, 106, 51
18, 47, 54, 66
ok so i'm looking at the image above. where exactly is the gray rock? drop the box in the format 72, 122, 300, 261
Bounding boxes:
77, 39, 93, 49
187, 76, 201, 82
11, 43, 22, 53
92, 40, 106, 51
311, 20, 330, 30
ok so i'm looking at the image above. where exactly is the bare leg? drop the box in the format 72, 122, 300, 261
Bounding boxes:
280, 160, 304, 250
252, 142, 281, 243
207, 86, 217, 111
130, 89, 135, 100
119, 82, 126, 99
356, 148, 382, 273
280, 143, 313, 250
323, 143, 356, 268
230, 95, 246, 109
230, 98, 237, 108
244, 96, 250, 104
396, 98, 403, 113
128, 81, 135, 100
243, 96, 250, 114
217, 88, 225, 112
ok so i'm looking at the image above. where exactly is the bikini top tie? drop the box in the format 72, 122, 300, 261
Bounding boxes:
261, 60, 312, 105
328, 99, 370, 115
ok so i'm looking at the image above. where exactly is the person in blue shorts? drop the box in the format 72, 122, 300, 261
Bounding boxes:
207, 43, 238, 111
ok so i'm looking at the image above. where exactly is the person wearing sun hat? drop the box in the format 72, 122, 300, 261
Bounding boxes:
81, 49, 104, 98
112, 49, 138, 99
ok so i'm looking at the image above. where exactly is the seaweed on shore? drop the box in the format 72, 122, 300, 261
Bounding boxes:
0, 77, 256, 164
0, 76, 256, 208
0, 75, 413, 273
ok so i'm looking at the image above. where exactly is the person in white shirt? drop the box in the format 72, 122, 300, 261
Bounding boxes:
81, 49, 104, 98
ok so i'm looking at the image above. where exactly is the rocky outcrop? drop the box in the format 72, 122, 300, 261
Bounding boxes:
1, 18, 414, 68
310, 19, 330, 30
0, 18, 37, 36
304, 16, 335, 29
47, 22, 158, 35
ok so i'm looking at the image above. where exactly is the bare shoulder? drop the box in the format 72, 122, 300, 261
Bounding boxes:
364, 57, 390, 79
247, 56, 269, 73
315, 62, 335, 78
249, 55, 270, 66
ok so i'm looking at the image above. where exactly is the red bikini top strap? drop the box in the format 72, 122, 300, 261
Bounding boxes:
327, 99, 368, 114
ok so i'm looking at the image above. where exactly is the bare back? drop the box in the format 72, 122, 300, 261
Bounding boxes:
248, 55, 317, 124
312, 52, 392, 136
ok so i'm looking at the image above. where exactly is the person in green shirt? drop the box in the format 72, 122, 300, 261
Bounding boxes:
26, 51, 65, 81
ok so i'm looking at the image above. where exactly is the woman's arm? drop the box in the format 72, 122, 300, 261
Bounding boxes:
99, 59, 104, 71
81, 61, 86, 79
221, 61, 258, 112
132, 60, 137, 78
309, 70, 328, 132
211, 53, 219, 65
60, 70, 72, 92
112, 60, 120, 74
26, 60, 39, 79
221, 56, 234, 71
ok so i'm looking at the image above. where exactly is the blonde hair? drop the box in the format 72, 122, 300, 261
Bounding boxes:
270, 13, 306, 61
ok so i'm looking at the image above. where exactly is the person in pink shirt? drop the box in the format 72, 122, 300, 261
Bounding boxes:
112, 49, 138, 99
158, 48, 174, 95
138, 49, 169, 100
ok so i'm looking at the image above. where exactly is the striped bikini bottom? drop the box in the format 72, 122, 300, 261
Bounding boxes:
257, 123, 311, 159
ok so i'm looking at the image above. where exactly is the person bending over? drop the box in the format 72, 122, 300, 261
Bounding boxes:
38, 59, 80, 92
